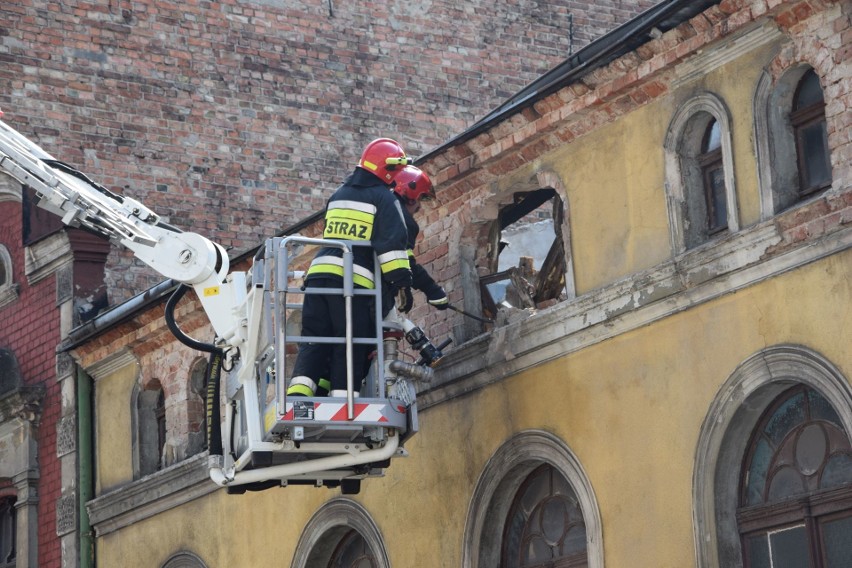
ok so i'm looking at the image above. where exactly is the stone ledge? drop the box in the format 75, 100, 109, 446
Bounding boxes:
87, 452, 218, 536
420, 221, 851, 409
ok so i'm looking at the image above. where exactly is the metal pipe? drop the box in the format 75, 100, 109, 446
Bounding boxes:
76, 366, 95, 568
342, 247, 355, 418
208, 433, 399, 487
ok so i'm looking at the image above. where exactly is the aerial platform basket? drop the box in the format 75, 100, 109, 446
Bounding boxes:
214, 236, 426, 494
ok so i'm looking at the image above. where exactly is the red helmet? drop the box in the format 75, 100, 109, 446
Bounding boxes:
392, 165, 435, 204
358, 138, 412, 183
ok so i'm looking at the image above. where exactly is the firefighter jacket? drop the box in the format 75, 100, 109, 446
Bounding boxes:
306, 168, 412, 290
400, 201, 446, 301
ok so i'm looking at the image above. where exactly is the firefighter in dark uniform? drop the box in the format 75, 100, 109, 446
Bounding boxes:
287, 138, 413, 398
390, 165, 449, 314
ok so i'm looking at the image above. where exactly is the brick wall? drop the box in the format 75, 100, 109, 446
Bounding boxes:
0, 200, 62, 567
0, 0, 655, 303
425, 0, 852, 251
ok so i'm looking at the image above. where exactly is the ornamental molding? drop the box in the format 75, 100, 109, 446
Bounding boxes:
25, 230, 73, 285
672, 20, 784, 89
422, 223, 852, 409
87, 452, 217, 536
84, 349, 138, 382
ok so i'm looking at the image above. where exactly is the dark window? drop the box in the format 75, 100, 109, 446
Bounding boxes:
327, 530, 377, 568
188, 359, 208, 455
699, 119, 727, 234
738, 386, 852, 567
156, 390, 166, 471
502, 464, 587, 568
791, 69, 831, 197
0, 496, 15, 568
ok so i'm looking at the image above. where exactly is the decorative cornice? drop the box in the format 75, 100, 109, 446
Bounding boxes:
0, 172, 22, 203
421, 223, 851, 409
25, 231, 73, 285
0, 386, 46, 424
87, 453, 218, 536
83, 349, 138, 382
672, 21, 784, 89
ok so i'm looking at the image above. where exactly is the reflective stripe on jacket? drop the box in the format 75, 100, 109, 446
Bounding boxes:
306, 168, 412, 289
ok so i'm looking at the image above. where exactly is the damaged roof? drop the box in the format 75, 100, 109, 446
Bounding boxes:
417, 0, 722, 164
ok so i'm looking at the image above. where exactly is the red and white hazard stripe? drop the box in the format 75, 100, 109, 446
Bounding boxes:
282, 402, 390, 422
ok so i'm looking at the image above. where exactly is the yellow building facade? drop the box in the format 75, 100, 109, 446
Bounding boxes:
71, 0, 852, 566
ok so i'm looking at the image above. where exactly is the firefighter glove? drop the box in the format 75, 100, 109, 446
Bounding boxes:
396, 287, 414, 313
428, 294, 449, 310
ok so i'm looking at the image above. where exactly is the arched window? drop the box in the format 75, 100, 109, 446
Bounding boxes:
699, 119, 727, 235
136, 380, 166, 477
0, 245, 17, 310
464, 169, 574, 341
664, 94, 738, 253
187, 358, 208, 455
738, 386, 852, 567
464, 431, 602, 568
502, 464, 587, 567
0, 496, 15, 568
155, 390, 166, 468
693, 345, 852, 568
791, 69, 831, 198
161, 551, 208, 568
756, 65, 832, 217
291, 499, 389, 568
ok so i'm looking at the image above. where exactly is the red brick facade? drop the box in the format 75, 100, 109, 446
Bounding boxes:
0, 200, 62, 567
0, 0, 656, 302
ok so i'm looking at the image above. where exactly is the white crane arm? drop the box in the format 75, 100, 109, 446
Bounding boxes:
0, 114, 245, 350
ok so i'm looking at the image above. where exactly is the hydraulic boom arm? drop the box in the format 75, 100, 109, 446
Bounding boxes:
0, 113, 247, 351
0, 110, 444, 493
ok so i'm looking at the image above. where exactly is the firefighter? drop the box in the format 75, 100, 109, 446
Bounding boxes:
287, 138, 414, 398
390, 165, 449, 314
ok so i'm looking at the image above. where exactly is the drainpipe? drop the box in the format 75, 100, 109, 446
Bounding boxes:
77, 365, 95, 568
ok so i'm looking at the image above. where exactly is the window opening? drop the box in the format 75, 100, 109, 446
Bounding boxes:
480, 188, 567, 319
700, 119, 727, 235
791, 69, 831, 197
137, 381, 166, 477
501, 463, 588, 568
155, 390, 166, 471
738, 386, 852, 567
188, 359, 208, 455
0, 245, 17, 310
0, 496, 15, 568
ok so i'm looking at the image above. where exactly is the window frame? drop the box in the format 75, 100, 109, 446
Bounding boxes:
692, 345, 852, 568
463, 430, 602, 568
755, 64, 833, 218
664, 93, 739, 255
500, 463, 588, 568
698, 120, 727, 235
735, 385, 852, 567
790, 70, 831, 198
0, 245, 18, 310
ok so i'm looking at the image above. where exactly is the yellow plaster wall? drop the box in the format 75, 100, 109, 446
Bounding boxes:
550, 39, 781, 295
93, 249, 851, 567
95, 361, 137, 493
549, 104, 671, 294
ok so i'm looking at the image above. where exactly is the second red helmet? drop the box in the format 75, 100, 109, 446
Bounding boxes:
392, 165, 435, 204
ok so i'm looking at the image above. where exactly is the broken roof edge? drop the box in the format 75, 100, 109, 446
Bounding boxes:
414, 0, 722, 167
62, 0, 722, 355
